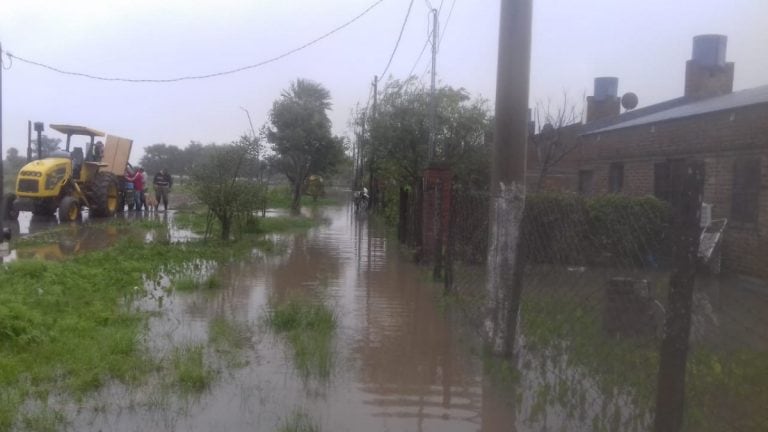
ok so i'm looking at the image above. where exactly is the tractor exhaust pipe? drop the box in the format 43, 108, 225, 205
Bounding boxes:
34, 122, 44, 160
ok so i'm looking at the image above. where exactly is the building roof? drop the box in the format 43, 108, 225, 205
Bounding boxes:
583, 85, 768, 135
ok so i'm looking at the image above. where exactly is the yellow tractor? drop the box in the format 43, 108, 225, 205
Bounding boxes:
3, 124, 133, 222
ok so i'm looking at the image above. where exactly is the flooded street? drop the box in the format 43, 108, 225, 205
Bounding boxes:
3, 196, 766, 431
61, 200, 517, 432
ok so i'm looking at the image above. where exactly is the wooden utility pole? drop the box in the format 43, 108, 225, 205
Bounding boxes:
369, 76, 378, 207
428, 8, 439, 161
0, 41, 5, 238
485, 0, 533, 356
653, 160, 705, 432
372, 75, 378, 118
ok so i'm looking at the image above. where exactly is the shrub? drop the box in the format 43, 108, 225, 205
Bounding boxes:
587, 195, 670, 266
520, 193, 671, 267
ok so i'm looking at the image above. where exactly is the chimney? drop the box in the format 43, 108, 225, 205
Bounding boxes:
684, 34, 734, 99
586, 77, 621, 123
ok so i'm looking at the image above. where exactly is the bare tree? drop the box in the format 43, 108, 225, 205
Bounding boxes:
530, 91, 584, 191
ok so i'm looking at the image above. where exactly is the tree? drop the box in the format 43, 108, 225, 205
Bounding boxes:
267, 78, 346, 213
139, 143, 184, 175
530, 92, 584, 190
188, 137, 264, 240
30, 135, 63, 159
4, 148, 27, 175
366, 79, 492, 189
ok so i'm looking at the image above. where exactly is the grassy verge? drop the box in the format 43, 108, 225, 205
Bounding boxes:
208, 317, 252, 368
519, 294, 768, 431
172, 274, 221, 292
170, 344, 216, 394
266, 300, 336, 380
174, 210, 317, 238
266, 186, 340, 209
0, 236, 258, 430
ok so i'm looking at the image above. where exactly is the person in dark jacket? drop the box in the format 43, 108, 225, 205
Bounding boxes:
153, 169, 173, 211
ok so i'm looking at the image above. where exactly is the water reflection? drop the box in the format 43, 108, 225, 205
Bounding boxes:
66, 197, 525, 431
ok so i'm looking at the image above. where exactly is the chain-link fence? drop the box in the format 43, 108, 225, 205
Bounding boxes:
394, 165, 768, 432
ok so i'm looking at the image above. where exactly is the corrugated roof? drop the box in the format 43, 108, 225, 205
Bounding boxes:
584, 85, 768, 135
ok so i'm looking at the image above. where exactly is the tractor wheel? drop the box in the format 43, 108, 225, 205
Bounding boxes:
88, 173, 119, 218
32, 198, 57, 217
58, 196, 81, 222
2, 193, 19, 221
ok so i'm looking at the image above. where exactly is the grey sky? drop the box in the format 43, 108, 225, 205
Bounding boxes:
1, 0, 766, 164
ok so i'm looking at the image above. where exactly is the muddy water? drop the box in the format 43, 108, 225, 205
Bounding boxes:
69, 201, 518, 432
0, 210, 197, 264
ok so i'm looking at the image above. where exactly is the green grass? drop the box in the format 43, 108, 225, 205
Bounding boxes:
519, 294, 768, 432
0, 237, 255, 430
170, 344, 216, 394
209, 317, 252, 368
266, 300, 337, 380
172, 274, 221, 292
277, 411, 321, 432
19, 407, 66, 432
266, 186, 339, 209
174, 210, 317, 238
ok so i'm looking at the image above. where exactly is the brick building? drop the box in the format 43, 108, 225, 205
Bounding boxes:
540, 35, 768, 280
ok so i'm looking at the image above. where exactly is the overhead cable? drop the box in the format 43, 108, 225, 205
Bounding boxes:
438, 0, 457, 49
2, 0, 386, 83
379, 0, 416, 80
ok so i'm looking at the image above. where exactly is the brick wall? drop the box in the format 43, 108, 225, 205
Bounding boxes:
575, 102, 768, 280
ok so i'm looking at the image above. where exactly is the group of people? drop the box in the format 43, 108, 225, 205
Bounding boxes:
124, 167, 173, 212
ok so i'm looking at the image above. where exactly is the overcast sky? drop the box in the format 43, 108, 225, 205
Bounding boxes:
1, 0, 766, 164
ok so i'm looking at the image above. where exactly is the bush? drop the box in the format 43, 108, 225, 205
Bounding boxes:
586, 195, 670, 266
522, 193, 591, 265
521, 193, 670, 267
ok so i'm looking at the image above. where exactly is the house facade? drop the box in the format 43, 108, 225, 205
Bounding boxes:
539, 35, 768, 280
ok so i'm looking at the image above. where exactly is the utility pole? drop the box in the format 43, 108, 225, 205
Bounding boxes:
369, 76, 378, 206
484, 0, 533, 357
0, 41, 6, 242
428, 8, 439, 161
239, 106, 259, 161
372, 75, 378, 118
653, 160, 705, 432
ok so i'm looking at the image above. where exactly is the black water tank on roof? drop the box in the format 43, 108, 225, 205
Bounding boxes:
692, 34, 727, 67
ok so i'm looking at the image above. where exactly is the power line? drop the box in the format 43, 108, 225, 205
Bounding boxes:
408, 33, 432, 78
438, 0, 457, 49
2, 0, 387, 83
379, 0, 416, 79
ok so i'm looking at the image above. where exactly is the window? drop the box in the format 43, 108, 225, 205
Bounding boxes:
731, 157, 761, 223
608, 162, 624, 193
654, 159, 685, 203
578, 170, 594, 196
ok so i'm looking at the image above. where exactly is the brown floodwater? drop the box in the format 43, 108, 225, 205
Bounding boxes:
63, 199, 521, 432
5, 194, 765, 431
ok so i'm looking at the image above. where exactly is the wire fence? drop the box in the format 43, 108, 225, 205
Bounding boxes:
390, 169, 768, 432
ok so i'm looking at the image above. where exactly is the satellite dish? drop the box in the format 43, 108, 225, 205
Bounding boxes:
621, 92, 639, 110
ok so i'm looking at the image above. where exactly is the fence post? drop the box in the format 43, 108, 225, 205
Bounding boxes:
433, 179, 444, 280
444, 184, 455, 294
653, 160, 705, 432
399, 186, 408, 243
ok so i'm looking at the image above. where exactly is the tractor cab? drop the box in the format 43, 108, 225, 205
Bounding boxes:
49, 124, 108, 183
4, 123, 133, 222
